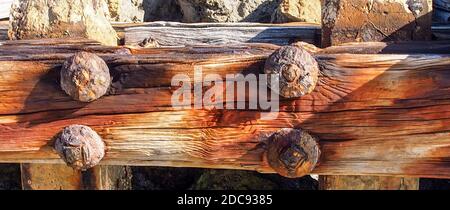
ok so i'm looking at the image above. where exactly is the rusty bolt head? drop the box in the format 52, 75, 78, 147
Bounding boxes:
266, 128, 320, 178
54, 125, 105, 170
282, 64, 302, 83
60, 51, 111, 102
139, 37, 160, 48
264, 45, 319, 98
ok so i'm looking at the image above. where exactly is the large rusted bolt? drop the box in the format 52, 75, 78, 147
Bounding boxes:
60, 51, 111, 102
264, 44, 319, 98
266, 128, 320, 178
54, 125, 105, 170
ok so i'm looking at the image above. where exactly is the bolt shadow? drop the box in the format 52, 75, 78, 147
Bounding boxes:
16, 52, 130, 128
17, 64, 89, 127
214, 11, 450, 176
10, 62, 89, 156
247, 25, 321, 46
217, 52, 450, 176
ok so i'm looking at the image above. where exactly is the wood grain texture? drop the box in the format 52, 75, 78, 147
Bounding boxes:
319, 41, 450, 54
121, 21, 320, 46
321, 2, 433, 186
1, 39, 450, 178
21, 163, 132, 190
21, 164, 82, 190
319, 175, 419, 190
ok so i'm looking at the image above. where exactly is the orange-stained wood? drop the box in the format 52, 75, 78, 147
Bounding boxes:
1, 39, 450, 178
319, 175, 419, 190
21, 164, 132, 190
21, 164, 83, 190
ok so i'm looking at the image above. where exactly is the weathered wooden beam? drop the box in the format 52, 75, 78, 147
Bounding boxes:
21, 164, 132, 190
319, 175, 419, 190
321, 0, 432, 187
319, 41, 450, 54
117, 21, 320, 46
116, 21, 449, 46
0, 39, 450, 178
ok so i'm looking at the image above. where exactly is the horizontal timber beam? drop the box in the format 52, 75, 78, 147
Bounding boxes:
116, 21, 320, 46
0, 39, 450, 178
432, 24, 450, 40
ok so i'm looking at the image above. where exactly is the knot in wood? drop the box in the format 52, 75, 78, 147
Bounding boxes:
54, 125, 105, 170
264, 45, 319, 98
267, 128, 320, 178
60, 51, 111, 102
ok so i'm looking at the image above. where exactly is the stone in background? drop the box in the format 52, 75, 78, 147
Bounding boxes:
132, 167, 204, 190
434, 0, 450, 23
9, 0, 118, 46
132, 167, 318, 190
0, 0, 325, 23
108, 0, 145, 22
139, 0, 321, 23
177, 0, 279, 22
192, 169, 318, 190
271, 0, 321, 23
322, 0, 432, 47
143, 0, 184, 22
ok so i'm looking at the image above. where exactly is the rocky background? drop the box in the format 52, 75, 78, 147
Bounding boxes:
108, 0, 321, 23
7, 0, 321, 45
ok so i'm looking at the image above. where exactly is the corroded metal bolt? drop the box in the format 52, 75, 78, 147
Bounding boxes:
60, 51, 111, 102
266, 128, 320, 178
139, 37, 160, 48
264, 44, 319, 98
54, 125, 105, 170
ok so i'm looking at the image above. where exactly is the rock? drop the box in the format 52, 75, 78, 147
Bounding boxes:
131, 167, 318, 190
107, 0, 145, 22
132, 167, 204, 190
434, 0, 450, 23
143, 0, 183, 22
177, 0, 280, 23
141, 0, 320, 23
191, 169, 318, 190
9, 0, 118, 46
271, 0, 321, 24
192, 169, 279, 190
322, 0, 432, 47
